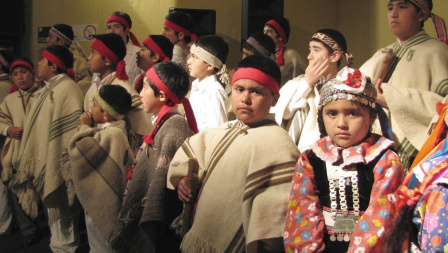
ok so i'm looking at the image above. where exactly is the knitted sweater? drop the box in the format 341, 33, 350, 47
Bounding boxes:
168, 114, 300, 253
110, 114, 192, 253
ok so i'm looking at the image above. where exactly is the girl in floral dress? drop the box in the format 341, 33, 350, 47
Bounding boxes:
284, 67, 404, 252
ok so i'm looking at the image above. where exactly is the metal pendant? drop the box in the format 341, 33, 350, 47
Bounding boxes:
330, 234, 336, 241
344, 234, 350, 242
337, 235, 344, 241
332, 214, 358, 234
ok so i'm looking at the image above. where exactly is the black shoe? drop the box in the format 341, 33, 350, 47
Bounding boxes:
25, 234, 38, 247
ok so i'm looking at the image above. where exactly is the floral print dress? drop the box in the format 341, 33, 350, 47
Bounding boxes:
284, 134, 404, 252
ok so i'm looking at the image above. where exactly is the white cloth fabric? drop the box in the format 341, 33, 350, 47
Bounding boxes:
171, 44, 189, 67
270, 75, 321, 152
124, 42, 143, 86
0, 180, 11, 234
279, 48, 307, 86
85, 212, 115, 253
48, 207, 80, 253
189, 74, 229, 131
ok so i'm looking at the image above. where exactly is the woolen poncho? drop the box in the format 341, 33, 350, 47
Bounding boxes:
168, 115, 300, 253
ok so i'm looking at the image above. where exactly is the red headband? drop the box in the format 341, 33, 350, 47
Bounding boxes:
42, 50, 67, 71
143, 37, 169, 62
107, 15, 141, 47
164, 19, 197, 41
142, 67, 198, 146
91, 39, 128, 80
10, 61, 34, 73
266, 20, 286, 42
232, 67, 279, 94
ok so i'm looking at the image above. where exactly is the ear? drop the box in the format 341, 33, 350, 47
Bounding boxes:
330, 50, 343, 64
177, 32, 185, 41
105, 58, 112, 66
206, 64, 214, 72
417, 11, 426, 23
152, 53, 161, 63
56, 39, 66, 46
103, 112, 114, 122
159, 90, 167, 102
271, 93, 280, 107
50, 63, 58, 72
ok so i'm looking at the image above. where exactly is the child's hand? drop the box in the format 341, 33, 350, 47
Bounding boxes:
304, 56, 329, 86
178, 177, 192, 202
7, 126, 23, 139
79, 112, 93, 126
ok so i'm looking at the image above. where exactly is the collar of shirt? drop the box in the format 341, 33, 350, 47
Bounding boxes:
97, 71, 117, 89
191, 74, 218, 93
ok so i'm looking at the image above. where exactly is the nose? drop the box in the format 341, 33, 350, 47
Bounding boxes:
336, 115, 348, 129
307, 51, 313, 61
389, 6, 398, 18
240, 91, 251, 104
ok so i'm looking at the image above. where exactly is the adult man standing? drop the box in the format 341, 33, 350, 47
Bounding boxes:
360, 0, 448, 170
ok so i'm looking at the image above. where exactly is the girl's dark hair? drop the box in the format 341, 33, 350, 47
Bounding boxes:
45, 45, 74, 73
149, 61, 190, 101
165, 11, 195, 44
10, 56, 34, 73
52, 24, 74, 47
93, 33, 127, 62
194, 35, 229, 71
242, 32, 276, 57
384, 205, 417, 253
311, 29, 347, 67
234, 55, 281, 86
98, 85, 132, 116
146, 35, 174, 62
0, 49, 14, 74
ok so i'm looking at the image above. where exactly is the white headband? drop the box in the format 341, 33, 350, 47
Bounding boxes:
190, 44, 224, 69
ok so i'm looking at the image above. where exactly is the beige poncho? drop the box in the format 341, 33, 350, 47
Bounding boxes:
168, 115, 300, 252
16, 74, 83, 222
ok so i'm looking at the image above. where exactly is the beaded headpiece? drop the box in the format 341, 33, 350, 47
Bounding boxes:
318, 67, 376, 110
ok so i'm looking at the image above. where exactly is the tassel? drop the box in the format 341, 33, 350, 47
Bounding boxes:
116, 60, 129, 81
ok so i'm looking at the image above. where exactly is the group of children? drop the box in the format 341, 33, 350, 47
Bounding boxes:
1, 0, 448, 252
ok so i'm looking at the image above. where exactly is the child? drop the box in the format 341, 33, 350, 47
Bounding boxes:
162, 11, 196, 66
106, 11, 143, 83
46, 24, 92, 96
188, 35, 230, 131
242, 31, 276, 60
168, 55, 300, 252
65, 85, 135, 253
284, 67, 404, 252
263, 17, 306, 86
0, 49, 14, 102
134, 35, 173, 92
109, 62, 197, 252
16, 45, 84, 252
272, 29, 351, 152
0, 57, 40, 243
85, 33, 152, 137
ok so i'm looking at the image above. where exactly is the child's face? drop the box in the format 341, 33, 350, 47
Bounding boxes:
187, 53, 213, 81
242, 48, 255, 59
308, 41, 332, 65
45, 33, 63, 47
162, 26, 179, 45
88, 48, 108, 74
90, 98, 107, 124
140, 76, 164, 114
263, 25, 281, 47
322, 100, 375, 148
10, 67, 35, 91
231, 79, 279, 125
136, 45, 156, 71
37, 57, 54, 81
106, 21, 129, 44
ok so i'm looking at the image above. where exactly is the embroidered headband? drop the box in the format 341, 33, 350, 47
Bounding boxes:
143, 37, 169, 62
0, 52, 10, 69
9, 61, 34, 73
91, 39, 128, 80
143, 67, 198, 146
190, 44, 224, 69
312, 32, 354, 67
107, 15, 141, 47
164, 19, 197, 41
400, 0, 448, 44
49, 26, 72, 46
232, 67, 279, 94
318, 67, 376, 110
266, 20, 286, 66
42, 50, 67, 71
246, 37, 272, 58
94, 92, 125, 120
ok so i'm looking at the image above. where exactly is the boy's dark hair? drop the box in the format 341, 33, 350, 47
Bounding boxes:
10, 56, 34, 73
45, 45, 74, 73
165, 11, 195, 44
311, 29, 347, 67
404, 0, 433, 28
52, 24, 74, 47
98, 85, 132, 116
93, 33, 127, 62
0, 49, 14, 74
147, 35, 174, 62
235, 55, 281, 86
110, 11, 132, 29
194, 35, 229, 71
268, 17, 290, 43
149, 62, 190, 101
242, 32, 276, 57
